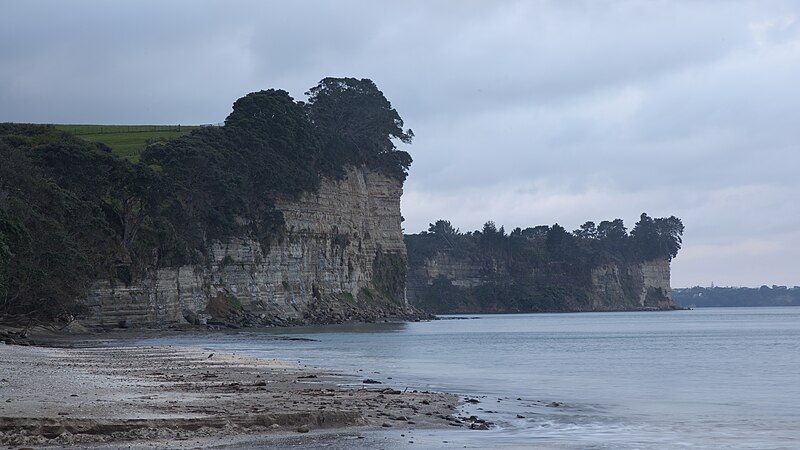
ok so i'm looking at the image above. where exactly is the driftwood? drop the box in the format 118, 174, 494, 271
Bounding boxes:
0, 329, 30, 345
0, 313, 33, 344
0, 313, 63, 345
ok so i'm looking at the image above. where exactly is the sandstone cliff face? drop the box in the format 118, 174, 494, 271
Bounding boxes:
407, 251, 678, 313
82, 167, 417, 328
416, 254, 488, 289
589, 258, 674, 310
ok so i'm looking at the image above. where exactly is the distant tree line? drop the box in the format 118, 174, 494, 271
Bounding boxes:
409, 214, 683, 266
0, 78, 412, 319
405, 215, 683, 313
673, 285, 800, 308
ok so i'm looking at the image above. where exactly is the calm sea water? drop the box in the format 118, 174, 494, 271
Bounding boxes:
139, 307, 800, 449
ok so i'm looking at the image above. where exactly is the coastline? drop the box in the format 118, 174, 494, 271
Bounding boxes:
0, 341, 463, 448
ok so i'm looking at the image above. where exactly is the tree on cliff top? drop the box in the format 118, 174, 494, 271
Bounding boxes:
142, 89, 324, 254
597, 219, 627, 241
406, 213, 684, 273
428, 219, 458, 236
306, 77, 414, 180
141, 83, 414, 256
631, 213, 684, 260
574, 221, 597, 239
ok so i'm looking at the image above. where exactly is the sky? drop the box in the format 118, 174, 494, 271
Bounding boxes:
1, 1, 799, 287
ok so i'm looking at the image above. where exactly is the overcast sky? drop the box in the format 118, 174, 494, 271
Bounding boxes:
2, 1, 799, 287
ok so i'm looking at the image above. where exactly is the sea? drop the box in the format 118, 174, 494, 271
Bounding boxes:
138, 307, 800, 449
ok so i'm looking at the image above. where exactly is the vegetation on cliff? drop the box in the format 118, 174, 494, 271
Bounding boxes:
0, 78, 412, 319
405, 215, 683, 313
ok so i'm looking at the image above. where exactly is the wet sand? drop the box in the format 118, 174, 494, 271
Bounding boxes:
0, 343, 464, 447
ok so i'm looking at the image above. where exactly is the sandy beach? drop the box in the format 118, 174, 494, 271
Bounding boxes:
0, 342, 468, 448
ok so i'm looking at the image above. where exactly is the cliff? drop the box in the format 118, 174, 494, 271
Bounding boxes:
406, 250, 677, 313
82, 167, 419, 328
404, 217, 683, 314
0, 80, 421, 324
588, 258, 676, 310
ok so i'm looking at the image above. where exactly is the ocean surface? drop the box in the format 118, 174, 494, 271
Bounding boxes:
138, 307, 800, 449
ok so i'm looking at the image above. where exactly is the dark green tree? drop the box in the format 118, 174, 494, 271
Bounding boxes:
574, 221, 597, 239
631, 213, 684, 260
0, 142, 111, 317
522, 225, 550, 239
428, 219, 457, 235
597, 219, 627, 240
306, 77, 413, 179
546, 223, 574, 257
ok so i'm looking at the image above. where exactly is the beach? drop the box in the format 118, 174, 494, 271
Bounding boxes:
133, 309, 800, 449
0, 341, 464, 448
3, 308, 798, 449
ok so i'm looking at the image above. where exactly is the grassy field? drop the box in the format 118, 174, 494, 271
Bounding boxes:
54, 124, 200, 161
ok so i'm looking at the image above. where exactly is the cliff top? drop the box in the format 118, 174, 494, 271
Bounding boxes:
406, 216, 684, 267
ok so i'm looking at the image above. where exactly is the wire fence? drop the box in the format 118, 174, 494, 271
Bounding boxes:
63, 123, 222, 136
67, 125, 186, 136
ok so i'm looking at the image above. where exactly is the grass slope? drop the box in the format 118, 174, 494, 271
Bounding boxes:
54, 124, 199, 161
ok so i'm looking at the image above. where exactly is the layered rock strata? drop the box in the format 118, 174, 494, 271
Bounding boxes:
406, 251, 679, 313
82, 167, 419, 328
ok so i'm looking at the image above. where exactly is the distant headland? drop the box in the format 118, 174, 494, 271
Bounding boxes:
405, 216, 684, 314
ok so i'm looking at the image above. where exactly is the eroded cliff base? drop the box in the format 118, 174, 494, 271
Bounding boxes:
194, 291, 430, 329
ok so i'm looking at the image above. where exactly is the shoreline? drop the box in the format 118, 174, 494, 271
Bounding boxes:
0, 341, 469, 447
